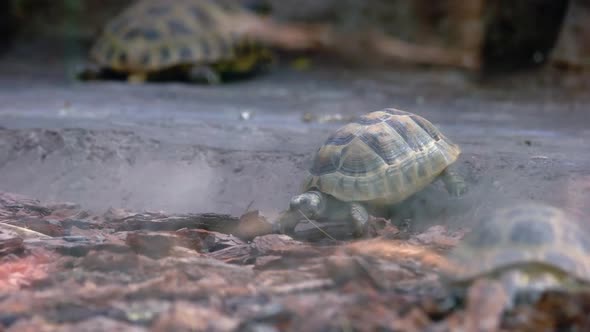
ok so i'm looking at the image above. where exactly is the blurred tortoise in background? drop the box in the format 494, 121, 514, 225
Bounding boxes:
275, 108, 467, 237
78, 0, 274, 84
442, 202, 590, 308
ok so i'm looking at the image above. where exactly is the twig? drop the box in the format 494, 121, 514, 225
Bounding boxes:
242, 199, 255, 215
0, 221, 52, 239
231, 14, 480, 70
231, 14, 328, 50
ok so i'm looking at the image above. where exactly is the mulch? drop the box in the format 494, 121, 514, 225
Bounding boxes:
0, 191, 589, 331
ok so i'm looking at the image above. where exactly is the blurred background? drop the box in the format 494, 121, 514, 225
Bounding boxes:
1, 0, 588, 75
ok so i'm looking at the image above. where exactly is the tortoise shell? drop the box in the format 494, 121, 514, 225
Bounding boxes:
446, 203, 590, 284
89, 0, 263, 73
301, 108, 461, 204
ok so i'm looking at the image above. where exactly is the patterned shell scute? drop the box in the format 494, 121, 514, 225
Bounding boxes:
447, 203, 590, 284
303, 108, 461, 203
90, 0, 246, 72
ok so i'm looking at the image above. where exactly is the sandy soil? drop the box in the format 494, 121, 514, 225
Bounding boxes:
0, 44, 589, 232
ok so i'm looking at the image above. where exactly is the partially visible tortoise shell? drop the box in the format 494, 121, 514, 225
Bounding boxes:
446, 203, 590, 284
90, 0, 259, 73
302, 108, 461, 204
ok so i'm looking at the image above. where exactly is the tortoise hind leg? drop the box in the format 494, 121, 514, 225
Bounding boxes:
350, 202, 369, 237
127, 72, 148, 84
439, 166, 468, 197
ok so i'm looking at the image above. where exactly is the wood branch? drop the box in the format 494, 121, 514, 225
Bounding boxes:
364, 29, 481, 70
112, 212, 239, 232
231, 14, 330, 50
0, 221, 53, 239
232, 14, 481, 70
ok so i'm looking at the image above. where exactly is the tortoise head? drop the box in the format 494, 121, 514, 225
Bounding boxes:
289, 190, 326, 220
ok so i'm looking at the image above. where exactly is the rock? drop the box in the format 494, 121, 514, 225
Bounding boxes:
233, 210, 274, 241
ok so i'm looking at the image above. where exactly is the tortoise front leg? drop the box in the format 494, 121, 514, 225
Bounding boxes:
462, 278, 510, 331
439, 166, 467, 197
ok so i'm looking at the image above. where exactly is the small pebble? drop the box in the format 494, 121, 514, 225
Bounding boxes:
239, 111, 252, 121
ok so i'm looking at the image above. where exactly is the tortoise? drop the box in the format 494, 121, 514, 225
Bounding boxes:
78, 0, 274, 84
442, 202, 590, 308
275, 108, 467, 237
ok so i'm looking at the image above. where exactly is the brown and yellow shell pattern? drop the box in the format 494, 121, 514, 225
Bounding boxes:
446, 203, 590, 284
89, 0, 269, 74
301, 108, 461, 204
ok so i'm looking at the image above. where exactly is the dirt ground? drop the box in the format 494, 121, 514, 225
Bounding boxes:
1, 41, 589, 232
